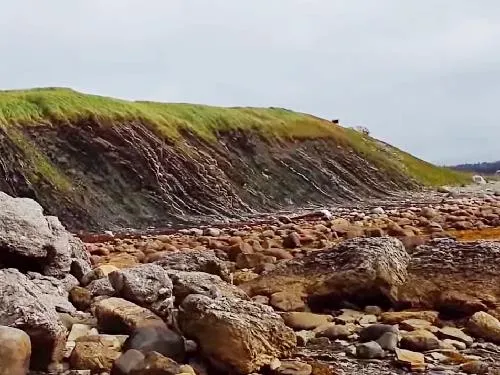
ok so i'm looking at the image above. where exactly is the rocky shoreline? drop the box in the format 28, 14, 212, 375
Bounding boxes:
1, 186, 500, 375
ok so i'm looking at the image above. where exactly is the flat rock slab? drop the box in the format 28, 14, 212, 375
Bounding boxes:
94, 297, 167, 335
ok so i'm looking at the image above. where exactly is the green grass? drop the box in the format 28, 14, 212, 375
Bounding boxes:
0, 87, 470, 187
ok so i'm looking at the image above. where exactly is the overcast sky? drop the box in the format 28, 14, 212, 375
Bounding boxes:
2, 1, 499, 165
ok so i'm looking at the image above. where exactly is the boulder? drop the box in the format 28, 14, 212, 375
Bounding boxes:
26, 272, 79, 314
355, 341, 385, 359
272, 360, 312, 375
270, 291, 306, 312
123, 326, 186, 363
0, 269, 67, 370
400, 330, 440, 352
108, 264, 174, 318
395, 349, 425, 371
376, 331, 399, 351
0, 326, 31, 375
86, 277, 117, 298
111, 349, 145, 375
167, 270, 248, 305
69, 337, 122, 372
467, 311, 500, 343
395, 239, 500, 314
241, 237, 411, 305
178, 294, 296, 374
0, 192, 90, 279
154, 250, 231, 282
359, 324, 398, 342
94, 297, 166, 334
379, 310, 439, 325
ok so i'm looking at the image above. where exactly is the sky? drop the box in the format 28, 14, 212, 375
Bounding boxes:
1, 1, 499, 165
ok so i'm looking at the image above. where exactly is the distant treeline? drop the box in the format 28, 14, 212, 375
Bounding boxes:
453, 161, 500, 174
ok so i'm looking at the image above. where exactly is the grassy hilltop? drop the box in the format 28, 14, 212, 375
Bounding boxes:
0, 87, 468, 187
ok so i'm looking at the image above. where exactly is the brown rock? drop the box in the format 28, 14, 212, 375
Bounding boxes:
460, 361, 489, 375
380, 311, 439, 325
0, 326, 31, 375
467, 311, 500, 343
236, 253, 276, 269
283, 232, 301, 249
242, 237, 411, 306
178, 295, 296, 374
282, 312, 332, 330
70, 338, 121, 372
395, 348, 426, 372
399, 319, 434, 332
226, 242, 254, 261
130, 351, 180, 375
316, 324, 354, 339
437, 327, 473, 347
395, 239, 500, 316
365, 227, 384, 237
272, 360, 312, 375
69, 286, 92, 311
400, 330, 440, 352
270, 291, 306, 312
264, 248, 294, 260
94, 297, 166, 334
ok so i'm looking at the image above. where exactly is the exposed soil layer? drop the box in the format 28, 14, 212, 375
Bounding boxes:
0, 119, 418, 231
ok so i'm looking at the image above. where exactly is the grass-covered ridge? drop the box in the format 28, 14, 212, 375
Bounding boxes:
0, 87, 470, 186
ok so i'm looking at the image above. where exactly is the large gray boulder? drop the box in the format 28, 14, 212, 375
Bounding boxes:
167, 270, 248, 305
178, 295, 296, 374
108, 264, 174, 318
242, 237, 411, 304
154, 249, 231, 282
0, 268, 67, 370
0, 192, 91, 279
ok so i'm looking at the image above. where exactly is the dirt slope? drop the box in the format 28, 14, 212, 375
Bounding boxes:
0, 88, 468, 231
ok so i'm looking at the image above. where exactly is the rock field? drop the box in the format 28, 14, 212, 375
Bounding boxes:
1, 184, 500, 375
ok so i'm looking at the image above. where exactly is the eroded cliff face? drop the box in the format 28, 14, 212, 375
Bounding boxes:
0, 119, 417, 231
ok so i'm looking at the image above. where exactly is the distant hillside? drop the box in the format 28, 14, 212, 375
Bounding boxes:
0, 87, 469, 230
453, 161, 500, 175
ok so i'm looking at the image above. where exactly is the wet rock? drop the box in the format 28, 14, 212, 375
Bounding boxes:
359, 324, 398, 342
94, 297, 166, 334
0, 269, 67, 370
376, 331, 399, 351
355, 341, 385, 359
270, 291, 306, 312
154, 249, 231, 281
282, 312, 332, 330
178, 294, 296, 374
400, 330, 441, 352
123, 326, 186, 363
0, 192, 90, 279
168, 270, 248, 305
272, 360, 312, 375
0, 326, 31, 375
108, 264, 174, 318
467, 311, 500, 343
